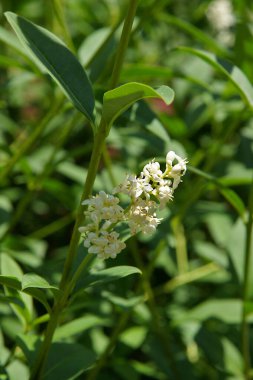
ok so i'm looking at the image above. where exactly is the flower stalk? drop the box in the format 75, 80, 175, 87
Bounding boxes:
29, 1, 139, 378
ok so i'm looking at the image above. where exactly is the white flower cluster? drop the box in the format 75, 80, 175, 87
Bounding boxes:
206, 0, 235, 45
78, 191, 126, 260
79, 151, 187, 260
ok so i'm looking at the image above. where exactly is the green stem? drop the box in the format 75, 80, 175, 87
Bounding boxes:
242, 175, 253, 380
59, 121, 107, 290
30, 124, 108, 380
52, 0, 75, 52
67, 253, 94, 293
29, 298, 66, 380
171, 216, 188, 274
102, 145, 117, 188
29, 1, 138, 378
109, 0, 138, 89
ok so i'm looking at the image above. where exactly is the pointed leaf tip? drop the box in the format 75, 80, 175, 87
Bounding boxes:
5, 12, 95, 122
102, 82, 175, 128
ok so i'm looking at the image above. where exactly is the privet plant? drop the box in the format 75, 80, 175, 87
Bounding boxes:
0, 0, 253, 379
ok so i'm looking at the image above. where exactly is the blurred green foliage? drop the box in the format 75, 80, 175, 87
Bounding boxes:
1, 0, 253, 379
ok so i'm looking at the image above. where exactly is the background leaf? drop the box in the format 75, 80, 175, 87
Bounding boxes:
177, 47, 253, 109
5, 12, 95, 122
17, 334, 96, 380
0, 254, 33, 326
80, 265, 142, 289
0, 275, 21, 290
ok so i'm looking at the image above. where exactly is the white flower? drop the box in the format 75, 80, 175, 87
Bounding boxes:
127, 198, 160, 235
82, 191, 124, 224
166, 151, 187, 177
83, 230, 126, 259
171, 162, 187, 177
206, 0, 235, 45
206, 0, 235, 31
153, 183, 173, 208
114, 175, 153, 199
79, 149, 187, 259
141, 161, 163, 182
165, 150, 176, 166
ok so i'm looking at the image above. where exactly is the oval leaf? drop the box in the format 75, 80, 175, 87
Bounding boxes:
82, 265, 142, 289
22, 273, 59, 293
5, 12, 95, 122
54, 315, 109, 340
177, 47, 253, 109
102, 82, 174, 127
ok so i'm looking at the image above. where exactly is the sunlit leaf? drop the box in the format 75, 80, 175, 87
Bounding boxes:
102, 82, 174, 128
5, 12, 95, 122
21, 273, 59, 292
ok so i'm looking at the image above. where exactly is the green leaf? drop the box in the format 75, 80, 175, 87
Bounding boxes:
0, 25, 29, 57
16, 334, 41, 366
102, 82, 174, 128
102, 291, 145, 310
0, 294, 24, 308
5, 12, 95, 122
121, 64, 173, 81
22, 288, 51, 313
0, 275, 21, 290
222, 338, 244, 377
177, 47, 253, 109
0, 254, 33, 325
78, 27, 116, 83
120, 326, 147, 349
17, 334, 96, 380
188, 166, 247, 220
21, 273, 59, 292
44, 343, 96, 380
81, 265, 142, 289
218, 187, 246, 222
174, 299, 243, 325
162, 15, 229, 57
54, 315, 109, 340
21, 273, 59, 311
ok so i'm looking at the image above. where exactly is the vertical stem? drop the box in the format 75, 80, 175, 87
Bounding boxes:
29, 1, 139, 378
52, 0, 75, 51
242, 175, 253, 380
109, 0, 138, 89
59, 122, 107, 290
102, 145, 117, 188
171, 216, 188, 274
